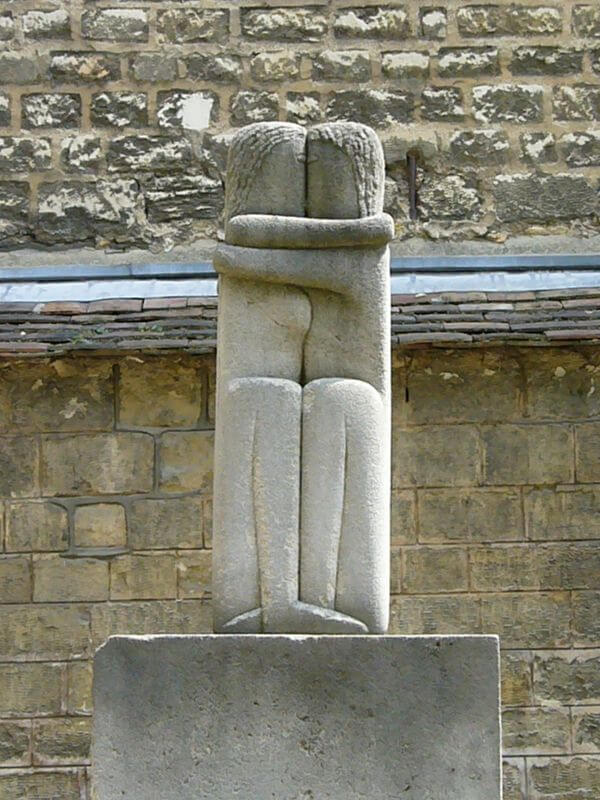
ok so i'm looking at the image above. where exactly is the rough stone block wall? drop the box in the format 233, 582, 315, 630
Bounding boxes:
0, 0, 599, 249
1, 348, 600, 798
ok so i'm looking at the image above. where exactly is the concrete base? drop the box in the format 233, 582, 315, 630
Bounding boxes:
92, 634, 501, 800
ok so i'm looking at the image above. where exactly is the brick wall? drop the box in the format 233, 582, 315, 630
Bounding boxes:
1, 1, 599, 248
1, 348, 600, 798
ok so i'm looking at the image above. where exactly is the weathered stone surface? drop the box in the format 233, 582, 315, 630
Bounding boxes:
526, 488, 600, 540
327, 89, 413, 126
23, 9, 71, 39
185, 53, 242, 83
33, 718, 91, 765
41, 433, 153, 496
230, 91, 279, 125
119, 358, 203, 427
502, 652, 533, 706
0, 12, 13, 41
73, 504, 127, 549
0, 182, 28, 228
534, 651, 600, 703
313, 50, 371, 81
177, 550, 211, 598
403, 546, 468, 593
157, 9, 229, 43
421, 87, 464, 120
107, 135, 193, 173
0, 663, 63, 716
493, 173, 597, 222
50, 52, 121, 83
93, 635, 501, 800
251, 52, 300, 82
481, 592, 571, 648
6, 502, 68, 553
576, 423, 600, 481
0, 769, 82, 799
37, 180, 143, 243
286, 92, 323, 124
61, 134, 103, 173
419, 174, 482, 220
22, 94, 81, 129
0, 137, 51, 173
33, 555, 109, 602
449, 129, 509, 165
0, 94, 9, 127
0, 556, 31, 603
553, 85, 600, 120
129, 497, 203, 550
390, 594, 481, 634
510, 47, 583, 75
528, 756, 600, 800
473, 84, 544, 123
419, 488, 523, 542
420, 7, 447, 38
0, 720, 30, 766
503, 707, 571, 755
483, 424, 572, 484
1, 605, 91, 662
158, 431, 213, 493
156, 90, 218, 131
438, 47, 499, 77
242, 8, 326, 40
520, 132, 557, 164
572, 591, 600, 646
381, 52, 429, 79
334, 7, 410, 38
390, 489, 416, 544
457, 5, 562, 36
67, 661, 93, 715
144, 174, 223, 223
572, 5, 600, 37
0, 437, 39, 498
560, 131, 600, 166
131, 53, 177, 83
91, 92, 147, 128
110, 553, 177, 600
0, 54, 39, 84
393, 424, 479, 487
573, 708, 600, 753
503, 758, 526, 800
82, 9, 147, 41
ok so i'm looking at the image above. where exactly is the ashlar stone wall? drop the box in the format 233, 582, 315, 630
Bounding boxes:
1, 348, 600, 798
0, 0, 599, 248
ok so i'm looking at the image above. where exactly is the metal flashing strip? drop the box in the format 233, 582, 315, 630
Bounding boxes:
1, 253, 600, 284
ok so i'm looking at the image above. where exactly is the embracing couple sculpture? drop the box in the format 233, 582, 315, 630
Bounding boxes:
212, 121, 393, 634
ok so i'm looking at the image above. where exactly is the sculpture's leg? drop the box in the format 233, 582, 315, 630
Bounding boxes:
300, 378, 389, 633
212, 377, 302, 633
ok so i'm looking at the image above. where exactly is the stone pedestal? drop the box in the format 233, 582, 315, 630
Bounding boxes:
92, 634, 501, 800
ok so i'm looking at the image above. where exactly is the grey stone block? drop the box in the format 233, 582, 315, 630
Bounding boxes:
92, 634, 501, 800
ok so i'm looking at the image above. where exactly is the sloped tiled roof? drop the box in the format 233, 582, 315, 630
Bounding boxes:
2, 287, 600, 357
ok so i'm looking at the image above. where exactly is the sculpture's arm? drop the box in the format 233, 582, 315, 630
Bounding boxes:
225, 213, 394, 250
214, 242, 387, 295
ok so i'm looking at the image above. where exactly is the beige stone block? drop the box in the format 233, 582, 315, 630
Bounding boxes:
110, 553, 177, 600
528, 756, 600, 800
407, 350, 522, 423
534, 650, 600, 705
33, 555, 109, 602
158, 431, 214, 493
0, 721, 30, 767
502, 757, 526, 800
67, 661, 93, 716
501, 651, 533, 707
0, 662, 63, 716
525, 487, 600, 540
0, 604, 91, 661
177, 550, 211, 599
390, 546, 402, 594
392, 425, 479, 488
91, 599, 211, 649
41, 433, 154, 496
419, 488, 523, 543
33, 718, 91, 765
572, 591, 600, 646
471, 543, 600, 591
576, 423, 600, 482
73, 504, 126, 548
481, 592, 571, 648
129, 497, 203, 549
6, 502, 68, 552
0, 556, 31, 603
525, 350, 600, 420
0, 436, 40, 498
483, 424, 573, 485
502, 706, 571, 755
0, 359, 113, 433
0, 769, 82, 800
402, 546, 468, 593
203, 497, 213, 548
389, 593, 480, 635
573, 706, 600, 754
118, 357, 203, 428
390, 489, 416, 544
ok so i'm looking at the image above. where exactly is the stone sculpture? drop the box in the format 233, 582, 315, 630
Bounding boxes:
212, 121, 393, 634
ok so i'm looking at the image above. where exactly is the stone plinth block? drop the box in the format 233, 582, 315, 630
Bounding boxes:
92, 634, 501, 800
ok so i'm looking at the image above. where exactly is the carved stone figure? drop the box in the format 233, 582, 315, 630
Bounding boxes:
212, 121, 393, 633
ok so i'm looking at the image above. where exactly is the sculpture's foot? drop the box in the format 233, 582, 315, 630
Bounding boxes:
220, 608, 262, 633
265, 602, 368, 634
